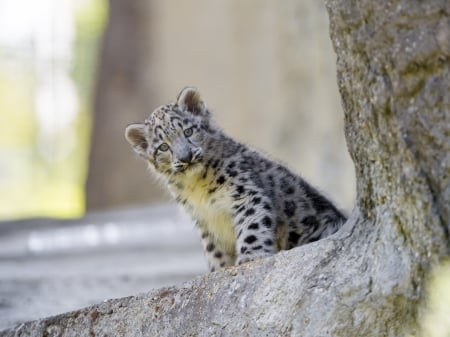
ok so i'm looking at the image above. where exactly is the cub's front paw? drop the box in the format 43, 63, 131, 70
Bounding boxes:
236, 252, 273, 266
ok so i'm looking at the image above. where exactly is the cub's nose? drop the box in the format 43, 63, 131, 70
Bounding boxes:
178, 150, 193, 164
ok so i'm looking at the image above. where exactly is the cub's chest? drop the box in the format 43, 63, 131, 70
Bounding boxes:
171, 173, 236, 250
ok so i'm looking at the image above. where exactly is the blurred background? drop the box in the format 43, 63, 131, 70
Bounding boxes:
0, 0, 354, 220
0, 0, 447, 335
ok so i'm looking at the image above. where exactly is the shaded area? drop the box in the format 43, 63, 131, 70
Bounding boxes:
85, 0, 164, 210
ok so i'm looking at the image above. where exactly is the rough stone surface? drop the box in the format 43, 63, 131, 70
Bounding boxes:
2, 0, 449, 336
0, 219, 365, 337
327, 0, 450, 232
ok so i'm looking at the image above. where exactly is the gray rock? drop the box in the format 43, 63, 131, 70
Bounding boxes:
0, 220, 358, 337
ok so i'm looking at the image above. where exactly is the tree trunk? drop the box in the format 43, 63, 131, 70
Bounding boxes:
86, 0, 168, 210
2, 0, 449, 336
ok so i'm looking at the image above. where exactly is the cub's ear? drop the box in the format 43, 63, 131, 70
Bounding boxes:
177, 87, 208, 116
125, 123, 149, 156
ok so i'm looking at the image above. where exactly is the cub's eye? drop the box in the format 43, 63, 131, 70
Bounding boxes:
183, 127, 194, 137
158, 143, 170, 152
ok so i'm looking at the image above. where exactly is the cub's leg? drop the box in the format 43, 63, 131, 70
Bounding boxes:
232, 197, 277, 265
197, 224, 235, 272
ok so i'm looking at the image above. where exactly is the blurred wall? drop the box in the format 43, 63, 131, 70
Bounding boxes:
87, 0, 355, 211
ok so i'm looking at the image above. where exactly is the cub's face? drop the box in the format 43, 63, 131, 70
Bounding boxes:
125, 87, 212, 176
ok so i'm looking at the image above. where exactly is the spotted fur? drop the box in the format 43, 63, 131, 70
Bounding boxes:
125, 87, 347, 271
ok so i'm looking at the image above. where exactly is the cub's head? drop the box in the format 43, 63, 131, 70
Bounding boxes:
125, 87, 213, 176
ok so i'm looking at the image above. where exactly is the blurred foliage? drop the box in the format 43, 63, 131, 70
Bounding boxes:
72, 0, 107, 100
0, 0, 107, 220
0, 72, 35, 147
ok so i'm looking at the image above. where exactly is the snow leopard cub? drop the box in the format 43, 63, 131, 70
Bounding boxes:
125, 87, 346, 271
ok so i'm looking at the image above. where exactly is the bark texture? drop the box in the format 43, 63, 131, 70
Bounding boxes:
2, 0, 449, 336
